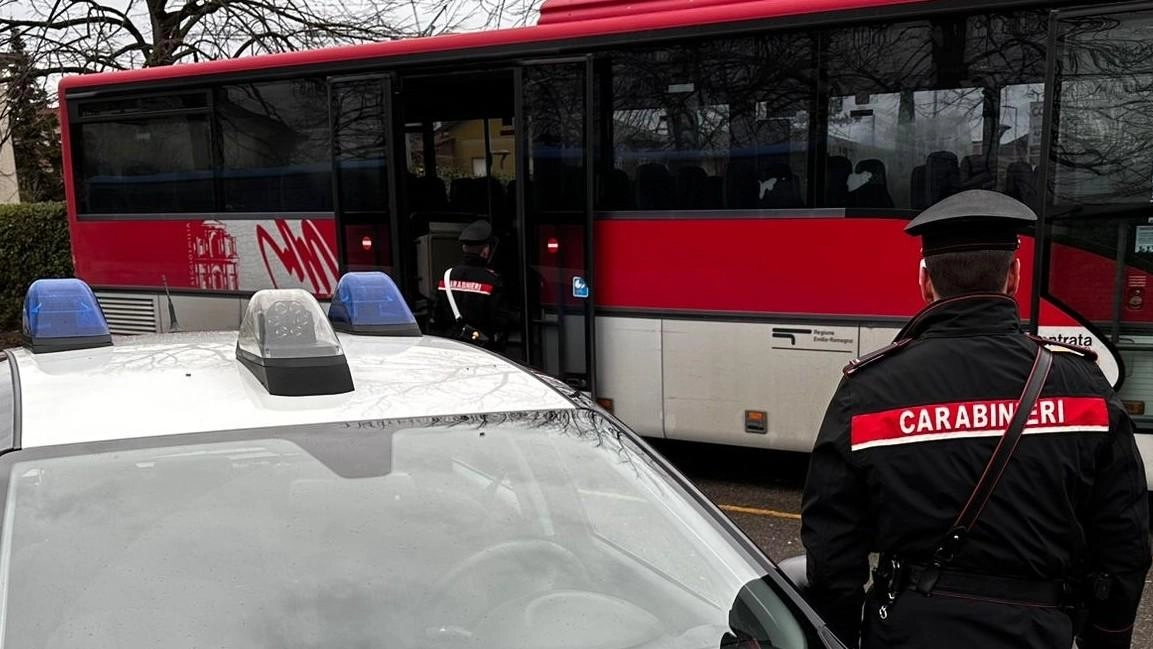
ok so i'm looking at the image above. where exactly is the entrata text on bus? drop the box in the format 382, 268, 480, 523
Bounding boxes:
56, 0, 1153, 483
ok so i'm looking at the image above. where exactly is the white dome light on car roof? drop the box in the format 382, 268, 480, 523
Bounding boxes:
235, 289, 353, 396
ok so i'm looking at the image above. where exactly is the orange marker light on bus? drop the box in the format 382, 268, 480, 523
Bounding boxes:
547, 238, 559, 254
362, 236, 373, 252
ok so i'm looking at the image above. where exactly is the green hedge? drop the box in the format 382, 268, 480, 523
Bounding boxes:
0, 202, 72, 330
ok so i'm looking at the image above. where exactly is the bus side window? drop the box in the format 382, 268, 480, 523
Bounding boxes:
823, 11, 1048, 212
604, 33, 816, 214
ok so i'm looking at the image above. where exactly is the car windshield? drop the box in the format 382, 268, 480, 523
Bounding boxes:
0, 409, 813, 649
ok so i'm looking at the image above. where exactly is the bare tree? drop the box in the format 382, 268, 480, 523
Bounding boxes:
0, 0, 538, 80
0, 0, 543, 201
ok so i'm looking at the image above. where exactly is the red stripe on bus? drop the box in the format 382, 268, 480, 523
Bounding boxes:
594, 218, 1035, 318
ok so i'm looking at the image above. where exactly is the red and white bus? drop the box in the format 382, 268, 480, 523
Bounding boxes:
56, 0, 1153, 478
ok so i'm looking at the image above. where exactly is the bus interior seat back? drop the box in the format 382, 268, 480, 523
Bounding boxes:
705, 176, 724, 209
926, 150, 961, 205
418, 176, 449, 212
675, 165, 709, 210
759, 162, 802, 209
1005, 161, 1039, 208
848, 159, 894, 209
450, 178, 487, 215
825, 155, 853, 207
725, 160, 758, 210
636, 163, 673, 210
910, 165, 928, 209
960, 155, 994, 191
602, 169, 635, 210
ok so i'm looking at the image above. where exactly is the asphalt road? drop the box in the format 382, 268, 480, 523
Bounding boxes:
652, 439, 1153, 648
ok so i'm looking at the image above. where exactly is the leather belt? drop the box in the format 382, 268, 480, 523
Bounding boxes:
902, 563, 1068, 607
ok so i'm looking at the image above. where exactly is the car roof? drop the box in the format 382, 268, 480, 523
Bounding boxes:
7, 331, 574, 448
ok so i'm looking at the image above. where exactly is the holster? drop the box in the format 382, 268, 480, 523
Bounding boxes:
453, 320, 491, 346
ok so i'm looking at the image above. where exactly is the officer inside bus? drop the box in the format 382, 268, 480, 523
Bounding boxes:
801, 190, 1150, 649
429, 219, 512, 352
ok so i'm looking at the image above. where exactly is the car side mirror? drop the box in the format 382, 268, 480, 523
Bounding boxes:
777, 554, 850, 649
778, 553, 809, 593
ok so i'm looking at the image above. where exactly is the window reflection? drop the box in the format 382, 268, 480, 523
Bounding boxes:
825, 12, 1048, 211
218, 80, 332, 212
77, 115, 215, 213
1052, 13, 1153, 208
604, 34, 815, 211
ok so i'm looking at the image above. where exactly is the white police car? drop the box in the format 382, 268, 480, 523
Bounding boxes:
0, 273, 844, 649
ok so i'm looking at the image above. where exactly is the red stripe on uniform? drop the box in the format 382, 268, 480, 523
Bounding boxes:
850, 396, 1109, 451
437, 280, 494, 295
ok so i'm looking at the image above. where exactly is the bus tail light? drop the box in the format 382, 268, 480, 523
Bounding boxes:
745, 410, 768, 434
1124, 400, 1146, 416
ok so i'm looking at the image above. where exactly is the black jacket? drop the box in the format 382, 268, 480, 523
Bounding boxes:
429, 254, 513, 348
802, 294, 1150, 649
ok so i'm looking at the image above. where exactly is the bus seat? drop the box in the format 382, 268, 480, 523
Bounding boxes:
1005, 161, 1038, 208
418, 175, 449, 211
675, 165, 709, 210
960, 155, 994, 191
824, 155, 853, 207
504, 179, 518, 216
724, 160, 758, 210
405, 172, 423, 211
910, 165, 928, 209
636, 163, 673, 211
759, 163, 803, 209
926, 150, 961, 205
705, 176, 724, 210
602, 169, 634, 210
562, 166, 586, 211
449, 178, 482, 214
472, 176, 503, 219
847, 159, 894, 209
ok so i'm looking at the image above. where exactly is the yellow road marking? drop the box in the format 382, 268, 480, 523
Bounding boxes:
719, 504, 802, 521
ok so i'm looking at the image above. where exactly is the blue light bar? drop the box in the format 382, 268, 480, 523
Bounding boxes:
328, 272, 420, 336
22, 279, 112, 354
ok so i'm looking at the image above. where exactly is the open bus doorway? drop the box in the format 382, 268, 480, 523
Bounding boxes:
391, 61, 597, 391
393, 70, 528, 362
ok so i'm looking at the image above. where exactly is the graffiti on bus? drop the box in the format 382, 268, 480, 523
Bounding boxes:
256, 219, 340, 296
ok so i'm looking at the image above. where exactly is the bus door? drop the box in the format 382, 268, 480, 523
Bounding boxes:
327, 74, 400, 277
1041, 4, 1153, 427
515, 58, 596, 392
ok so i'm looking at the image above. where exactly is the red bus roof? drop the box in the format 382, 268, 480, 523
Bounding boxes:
59, 0, 927, 93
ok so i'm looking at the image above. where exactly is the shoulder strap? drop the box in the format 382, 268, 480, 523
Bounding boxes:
1026, 334, 1098, 361
443, 267, 463, 322
843, 338, 913, 376
915, 346, 1054, 595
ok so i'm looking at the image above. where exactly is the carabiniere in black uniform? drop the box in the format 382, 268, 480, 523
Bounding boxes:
801, 190, 1151, 649
430, 220, 514, 351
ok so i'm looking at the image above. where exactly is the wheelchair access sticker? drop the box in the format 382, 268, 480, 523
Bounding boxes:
572, 276, 589, 299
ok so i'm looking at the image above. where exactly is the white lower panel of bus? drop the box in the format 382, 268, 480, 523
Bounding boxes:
596, 317, 900, 453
